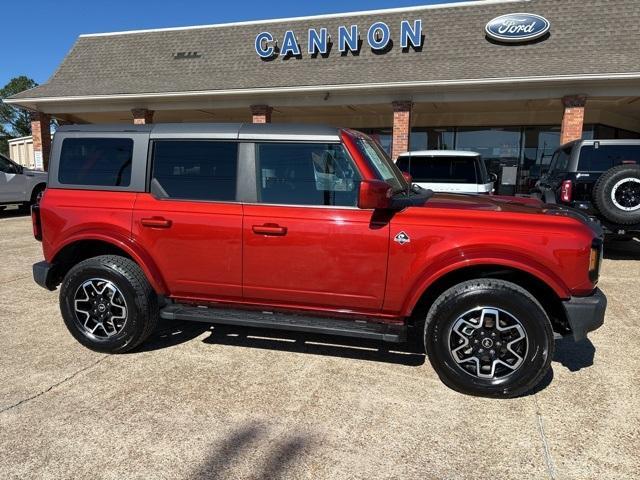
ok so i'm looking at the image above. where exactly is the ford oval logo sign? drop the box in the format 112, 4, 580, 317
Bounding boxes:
485, 13, 551, 43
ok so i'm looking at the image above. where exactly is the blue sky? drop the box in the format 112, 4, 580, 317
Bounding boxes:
1, 0, 470, 88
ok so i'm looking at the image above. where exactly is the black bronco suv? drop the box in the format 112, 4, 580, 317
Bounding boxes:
532, 140, 640, 239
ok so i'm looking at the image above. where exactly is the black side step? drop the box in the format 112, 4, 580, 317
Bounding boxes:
160, 304, 406, 343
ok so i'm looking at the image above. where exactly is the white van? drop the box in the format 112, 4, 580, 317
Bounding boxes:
396, 150, 494, 194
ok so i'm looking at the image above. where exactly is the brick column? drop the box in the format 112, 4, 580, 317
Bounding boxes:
392, 101, 413, 160
561, 95, 587, 145
131, 108, 154, 125
30, 112, 51, 171
251, 105, 273, 123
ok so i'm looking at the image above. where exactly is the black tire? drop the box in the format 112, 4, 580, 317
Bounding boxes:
593, 165, 640, 225
60, 255, 158, 353
423, 279, 554, 398
30, 184, 46, 205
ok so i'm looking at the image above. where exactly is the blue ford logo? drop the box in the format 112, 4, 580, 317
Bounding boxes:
485, 13, 551, 43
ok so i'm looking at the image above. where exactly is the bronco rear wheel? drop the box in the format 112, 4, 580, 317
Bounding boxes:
60, 255, 158, 353
424, 279, 554, 398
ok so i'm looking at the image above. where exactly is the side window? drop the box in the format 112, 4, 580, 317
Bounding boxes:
550, 148, 571, 173
59, 138, 133, 186
579, 145, 639, 171
256, 143, 360, 207
151, 141, 238, 201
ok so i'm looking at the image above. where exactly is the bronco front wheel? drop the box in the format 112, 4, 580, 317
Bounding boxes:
424, 279, 554, 398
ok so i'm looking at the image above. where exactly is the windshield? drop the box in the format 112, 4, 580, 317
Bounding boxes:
353, 136, 407, 193
396, 155, 482, 184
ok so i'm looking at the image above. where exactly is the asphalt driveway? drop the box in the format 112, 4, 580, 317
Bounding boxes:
0, 212, 638, 479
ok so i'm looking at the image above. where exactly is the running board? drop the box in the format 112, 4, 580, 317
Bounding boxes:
160, 304, 406, 343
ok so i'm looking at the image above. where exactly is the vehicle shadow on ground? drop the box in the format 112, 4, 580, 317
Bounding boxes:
0, 207, 28, 219
191, 422, 316, 480
136, 320, 596, 379
201, 324, 427, 366
527, 338, 595, 395
130, 318, 212, 353
604, 238, 640, 260
553, 337, 595, 372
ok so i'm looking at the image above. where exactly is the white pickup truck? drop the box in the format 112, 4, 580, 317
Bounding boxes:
0, 154, 47, 211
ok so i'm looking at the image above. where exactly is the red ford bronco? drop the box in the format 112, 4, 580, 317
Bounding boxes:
32, 123, 606, 397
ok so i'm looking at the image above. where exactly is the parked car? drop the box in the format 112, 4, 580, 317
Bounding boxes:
395, 150, 495, 194
31, 123, 605, 398
532, 139, 640, 239
0, 153, 47, 211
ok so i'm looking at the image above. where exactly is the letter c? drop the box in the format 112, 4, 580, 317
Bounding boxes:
255, 32, 275, 58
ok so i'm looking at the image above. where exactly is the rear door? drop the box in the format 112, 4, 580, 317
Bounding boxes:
242, 141, 389, 313
132, 139, 243, 301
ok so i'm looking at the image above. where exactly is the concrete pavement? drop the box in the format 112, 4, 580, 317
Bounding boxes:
0, 213, 638, 479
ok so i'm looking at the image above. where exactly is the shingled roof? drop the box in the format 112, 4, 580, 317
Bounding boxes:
8, 0, 640, 101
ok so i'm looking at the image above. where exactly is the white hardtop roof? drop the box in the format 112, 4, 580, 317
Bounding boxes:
398, 150, 481, 157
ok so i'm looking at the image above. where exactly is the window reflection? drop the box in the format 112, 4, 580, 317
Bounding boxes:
358, 123, 639, 194
455, 127, 521, 195
410, 128, 455, 151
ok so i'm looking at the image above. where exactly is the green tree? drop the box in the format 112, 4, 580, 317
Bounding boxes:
0, 76, 38, 155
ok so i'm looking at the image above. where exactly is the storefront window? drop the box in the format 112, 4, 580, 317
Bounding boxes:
359, 128, 393, 155
522, 126, 561, 189
617, 128, 640, 139
455, 127, 522, 194
358, 123, 639, 195
410, 127, 455, 151
594, 125, 616, 139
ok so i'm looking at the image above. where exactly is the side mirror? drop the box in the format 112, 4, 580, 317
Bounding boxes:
401, 171, 413, 184
358, 179, 393, 210
489, 173, 498, 183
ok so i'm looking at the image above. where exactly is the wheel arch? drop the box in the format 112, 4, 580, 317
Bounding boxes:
51, 235, 167, 295
406, 263, 571, 336
29, 182, 47, 202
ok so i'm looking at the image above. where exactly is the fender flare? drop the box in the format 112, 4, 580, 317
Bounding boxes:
402, 254, 571, 317
51, 230, 168, 295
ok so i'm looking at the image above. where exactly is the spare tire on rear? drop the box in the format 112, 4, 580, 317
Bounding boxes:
593, 164, 640, 225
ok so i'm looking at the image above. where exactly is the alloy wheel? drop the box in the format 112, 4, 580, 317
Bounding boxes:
448, 307, 528, 380
611, 178, 640, 212
73, 278, 128, 338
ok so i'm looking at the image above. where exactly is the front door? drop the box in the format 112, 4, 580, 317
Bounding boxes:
242, 142, 389, 313
0, 155, 26, 203
132, 140, 243, 301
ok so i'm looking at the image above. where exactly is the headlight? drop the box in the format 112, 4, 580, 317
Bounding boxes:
589, 238, 603, 282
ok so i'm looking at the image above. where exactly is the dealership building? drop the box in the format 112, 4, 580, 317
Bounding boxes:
5, 0, 640, 194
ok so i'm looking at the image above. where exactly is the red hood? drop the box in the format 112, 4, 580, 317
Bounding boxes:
423, 193, 547, 214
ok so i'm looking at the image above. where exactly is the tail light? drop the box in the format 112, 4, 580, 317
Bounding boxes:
31, 204, 42, 241
560, 180, 573, 203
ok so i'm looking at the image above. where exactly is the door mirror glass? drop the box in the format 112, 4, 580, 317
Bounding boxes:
489, 172, 498, 183
358, 179, 392, 210
401, 171, 413, 184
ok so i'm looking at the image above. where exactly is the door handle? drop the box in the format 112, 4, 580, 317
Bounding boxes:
252, 224, 287, 236
141, 217, 172, 228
